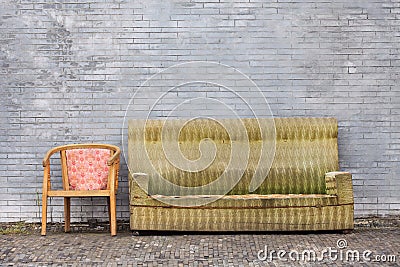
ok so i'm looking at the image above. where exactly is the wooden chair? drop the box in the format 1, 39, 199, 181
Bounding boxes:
41, 144, 120, 236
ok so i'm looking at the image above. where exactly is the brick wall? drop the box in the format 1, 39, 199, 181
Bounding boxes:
1, 0, 399, 222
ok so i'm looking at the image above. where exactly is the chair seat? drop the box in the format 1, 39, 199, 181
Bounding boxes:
47, 190, 112, 197
136, 194, 338, 208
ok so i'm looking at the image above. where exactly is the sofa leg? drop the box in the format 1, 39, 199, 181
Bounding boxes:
131, 231, 140, 236
341, 229, 353, 234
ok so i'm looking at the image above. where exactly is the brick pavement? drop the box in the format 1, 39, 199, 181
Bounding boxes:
0, 228, 399, 266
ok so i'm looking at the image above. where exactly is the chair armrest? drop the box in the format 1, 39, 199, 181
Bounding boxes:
325, 171, 354, 205
42, 146, 63, 167
43, 144, 121, 167
107, 149, 121, 166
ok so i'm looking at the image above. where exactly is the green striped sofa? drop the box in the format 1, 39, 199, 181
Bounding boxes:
128, 117, 354, 231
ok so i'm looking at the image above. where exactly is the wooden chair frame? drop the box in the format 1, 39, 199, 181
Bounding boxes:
41, 144, 121, 236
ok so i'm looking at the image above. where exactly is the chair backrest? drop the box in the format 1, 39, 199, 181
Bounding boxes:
65, 148, 111, 190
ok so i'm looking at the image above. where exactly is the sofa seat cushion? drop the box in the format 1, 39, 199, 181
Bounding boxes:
132, 194, 338, 208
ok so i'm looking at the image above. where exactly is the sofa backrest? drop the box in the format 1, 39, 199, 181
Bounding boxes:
253, 117, 338, 195
128, 117, 339, 195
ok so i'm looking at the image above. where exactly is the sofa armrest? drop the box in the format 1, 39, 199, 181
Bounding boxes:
129, 172, 149, 200
325, 171, 354, 205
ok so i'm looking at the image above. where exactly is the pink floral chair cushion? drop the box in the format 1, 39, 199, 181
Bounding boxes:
66, 148, 111, 190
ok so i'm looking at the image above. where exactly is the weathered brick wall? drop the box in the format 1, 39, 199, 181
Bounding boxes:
1, 0, 399, 222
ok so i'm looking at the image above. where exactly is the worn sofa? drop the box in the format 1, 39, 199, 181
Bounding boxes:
128, 117, 354, 231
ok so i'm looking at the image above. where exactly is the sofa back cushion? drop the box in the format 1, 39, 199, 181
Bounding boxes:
128, 117, 338, 195
253, 117, 338, 195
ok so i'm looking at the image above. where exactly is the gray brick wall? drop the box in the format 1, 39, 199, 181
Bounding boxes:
1, 0, 399, 222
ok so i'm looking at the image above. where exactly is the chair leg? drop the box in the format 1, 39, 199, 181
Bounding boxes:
109, 195, 117, 236
64, 197, 71, 233
41, 195, 47, 236
107, 198, 111, 224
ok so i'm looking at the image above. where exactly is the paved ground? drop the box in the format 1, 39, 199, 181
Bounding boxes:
0, 226, 399, 266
